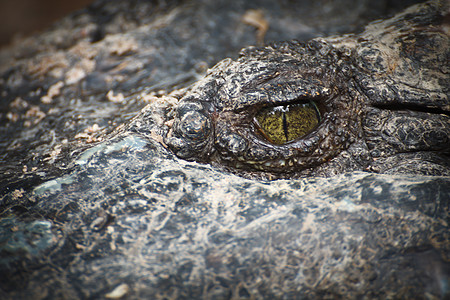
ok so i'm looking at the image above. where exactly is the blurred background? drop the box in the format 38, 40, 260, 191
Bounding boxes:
0, 0, 424, 48
0, 0, 94, 47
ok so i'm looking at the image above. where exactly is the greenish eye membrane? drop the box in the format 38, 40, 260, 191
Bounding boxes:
254, 101, 321, 145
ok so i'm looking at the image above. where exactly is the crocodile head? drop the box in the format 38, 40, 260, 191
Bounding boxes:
165, 0, 450, 179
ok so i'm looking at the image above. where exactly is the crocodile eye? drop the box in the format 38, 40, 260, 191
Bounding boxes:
254, 101, 320, 145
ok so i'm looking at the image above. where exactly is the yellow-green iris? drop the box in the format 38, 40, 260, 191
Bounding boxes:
255, 102, 320, 145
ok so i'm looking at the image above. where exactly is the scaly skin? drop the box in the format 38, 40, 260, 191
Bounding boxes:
166, 0, 450, 179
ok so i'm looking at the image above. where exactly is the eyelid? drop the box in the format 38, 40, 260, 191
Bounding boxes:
232, 79, 331, 112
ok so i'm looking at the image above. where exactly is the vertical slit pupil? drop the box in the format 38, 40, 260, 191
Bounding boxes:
282, 112, 288, 142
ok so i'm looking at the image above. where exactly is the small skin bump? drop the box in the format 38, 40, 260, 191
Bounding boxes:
179, 111, 210, 141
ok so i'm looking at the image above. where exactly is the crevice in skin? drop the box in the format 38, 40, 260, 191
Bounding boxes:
372, 103, 450, 116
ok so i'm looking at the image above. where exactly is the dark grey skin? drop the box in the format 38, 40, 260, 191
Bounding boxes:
0, 0, 449, 299
166, 0, 450, 179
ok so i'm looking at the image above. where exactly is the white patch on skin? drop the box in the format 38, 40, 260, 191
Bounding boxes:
41, 81, 64, 104
106, 90, 125, 103
105, 283, 129, 299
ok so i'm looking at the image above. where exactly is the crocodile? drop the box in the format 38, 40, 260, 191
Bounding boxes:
0, 0, 449, 299
165, 3, 450, 179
